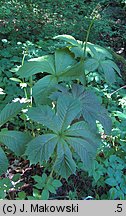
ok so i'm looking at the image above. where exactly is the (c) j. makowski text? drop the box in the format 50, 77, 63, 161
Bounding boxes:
3, 203, 79, 214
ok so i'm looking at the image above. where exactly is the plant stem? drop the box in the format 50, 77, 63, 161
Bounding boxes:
23, 85, 28, 99
21, 52, 26, 66
49, 169, 54, 178
29, 76, 33, 107
110, 85, 126, 97
80, 18, 95, 87
83, 18, 95, 58
29, 75, 35, 136
21, 53, 29, 100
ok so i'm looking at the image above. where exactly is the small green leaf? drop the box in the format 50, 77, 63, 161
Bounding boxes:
41, 189, 49, 200
33, 175, 44, 183
12, 174, 21, 182
105, 178, 118, 186
10, 78, 22, 83
0, 190, 5, 199
17, 191, 26, 200
34, 183, 44, 190
52, 180, 62, 188
33, 188, 41, 199
109, 188, 118, 200
42, 173, 48, 182
47, 185, 56, 194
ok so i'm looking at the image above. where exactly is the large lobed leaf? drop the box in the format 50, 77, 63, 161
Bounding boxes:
57, 95, 81, 131
25, 134, 58, 165
54, 34, 113, 59
65, 121, 100, 169
55, 49, 76, 75
17, 48, 81, 105
26, 93, 101, 178
50, 84, 112, 134
72, 86, 112, 134
17, 48, 76, 79
17, 55, 55, 78
0, 102, 26, 127
0, 131, 32, 156
33, 75, 57, 105
54, 35, 79, 46
54, 140, 76, 179
27, 105, 60, 132
54, 34, 120, 83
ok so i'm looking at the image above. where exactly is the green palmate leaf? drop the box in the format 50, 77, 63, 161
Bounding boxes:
26, 90, 101, 178
17, 55, 55, 78
65, 121, 100, 169
52, 84, 112, 134
54, 35, 84, 58
17, 48, 76, 79
0, 147, 9, 175
71, 84, 112, 134
0, 102, 26, 127
0, 131, 32, 156
33, 75, 57, 105
17, 48, 81, 105
54, 35, 120, 83
25, 134, 58, 165
27, 105, 60, 132
54, 141, 76, 179
54, 34, 113, 59
57, 95, 81, 131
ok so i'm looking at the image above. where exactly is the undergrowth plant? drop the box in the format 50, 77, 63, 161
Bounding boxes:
0, 26, 121, 198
